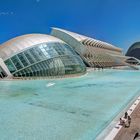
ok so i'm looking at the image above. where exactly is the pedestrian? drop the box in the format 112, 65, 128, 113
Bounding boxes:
119, 118, 125, 126
124, 112, 128, 119
133, 132, 139, 139
128, 115, 131, 126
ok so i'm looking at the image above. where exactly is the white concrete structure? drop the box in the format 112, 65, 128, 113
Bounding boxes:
0, 27, 138, 79
0, 58, 12, 78
0, 33, 86, 79
0, 34, 64, 61
51, 28, 130, 68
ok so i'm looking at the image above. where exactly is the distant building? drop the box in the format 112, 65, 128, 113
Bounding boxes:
0, 28, 138, 79
125, 42, 140, 65
126, 42, 140, 60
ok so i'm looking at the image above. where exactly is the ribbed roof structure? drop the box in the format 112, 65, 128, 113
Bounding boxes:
0, 34, 63, 60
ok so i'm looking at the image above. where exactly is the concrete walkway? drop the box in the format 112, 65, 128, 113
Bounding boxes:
114, 102, 140, 140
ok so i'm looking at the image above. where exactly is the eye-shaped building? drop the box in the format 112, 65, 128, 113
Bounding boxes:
0, 34, 86, 79
0, 28, 136, 79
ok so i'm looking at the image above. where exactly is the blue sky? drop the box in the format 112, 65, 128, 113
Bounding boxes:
1, 0, 140, 53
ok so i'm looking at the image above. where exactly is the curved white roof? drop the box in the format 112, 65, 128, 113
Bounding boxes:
52, 27, 87, 41
51, 27, 122, 52
82, 38, 122, 52
0, 34, 64, 60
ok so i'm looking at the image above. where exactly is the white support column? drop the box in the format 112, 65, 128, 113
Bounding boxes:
0, 58, 13, 78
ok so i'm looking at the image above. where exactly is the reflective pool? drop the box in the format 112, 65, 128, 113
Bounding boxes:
0, 69, 140, 140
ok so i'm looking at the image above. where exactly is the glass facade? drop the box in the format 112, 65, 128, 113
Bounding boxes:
4, 42, 86, 77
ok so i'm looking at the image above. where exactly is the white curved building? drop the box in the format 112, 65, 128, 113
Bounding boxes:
51, 28, 126, 68
0, 27, 136, 79
0, 34, 64, 60
0, 34, 86, 79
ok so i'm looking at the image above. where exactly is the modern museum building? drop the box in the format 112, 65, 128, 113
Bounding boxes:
0, 28, 138, 79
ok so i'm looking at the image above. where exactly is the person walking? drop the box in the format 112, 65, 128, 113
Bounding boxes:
119, 118, 125, 126
124, 112, 128, 119
128, 115, 131, 126
133, 132, 139, 140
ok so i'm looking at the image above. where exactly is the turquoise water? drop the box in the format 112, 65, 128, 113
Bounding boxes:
0, 69, 140, 140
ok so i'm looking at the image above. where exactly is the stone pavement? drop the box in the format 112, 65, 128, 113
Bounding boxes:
114, 102, 140, 140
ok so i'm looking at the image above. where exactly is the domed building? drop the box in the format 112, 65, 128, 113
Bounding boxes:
0, 34, 86, 79
0, 27, 136, 79
126, 42, 140, 60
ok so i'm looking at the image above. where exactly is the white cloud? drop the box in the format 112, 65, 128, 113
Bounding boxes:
0, 11, 14, 16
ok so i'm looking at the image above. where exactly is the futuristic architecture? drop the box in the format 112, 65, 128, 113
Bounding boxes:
51, 28, 131, 68
0, 34, 86, 79
126, 42, 140, 60
0, 28, 138, 79
125, 42, 140, 65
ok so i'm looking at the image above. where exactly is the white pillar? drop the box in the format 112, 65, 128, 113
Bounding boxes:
0, 58, 12, 78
